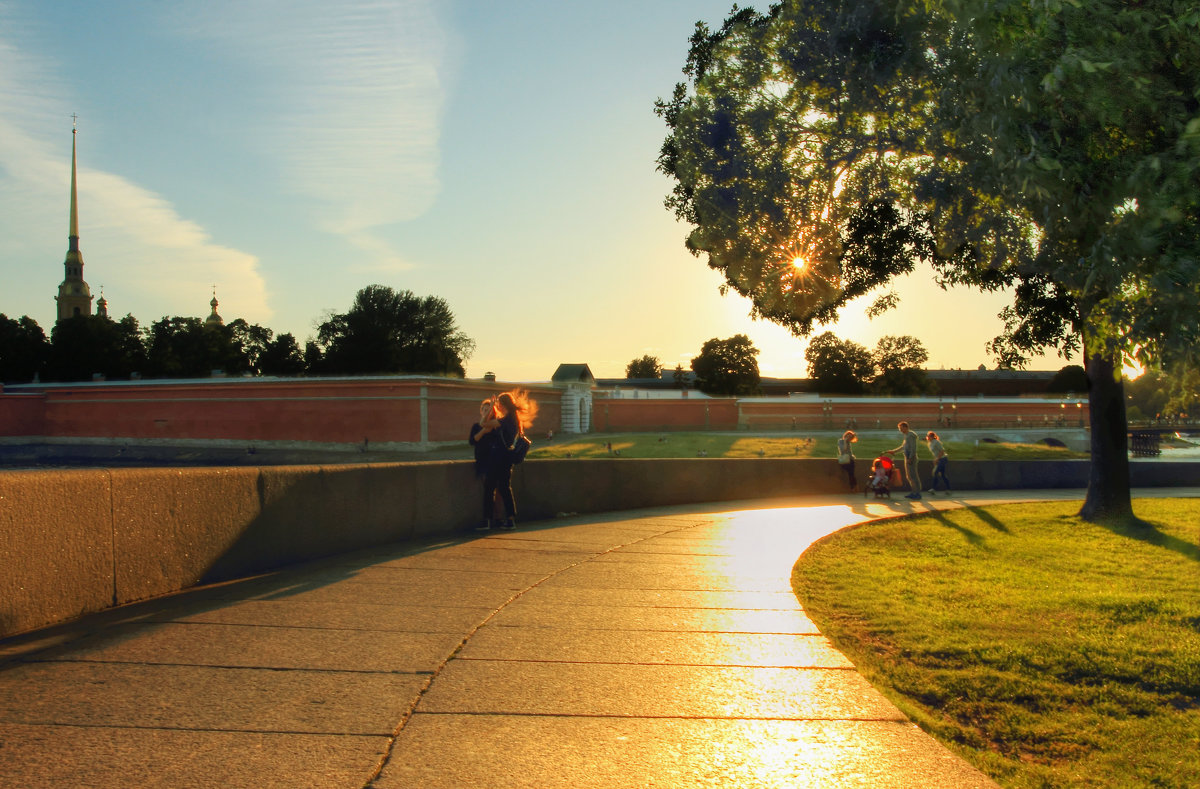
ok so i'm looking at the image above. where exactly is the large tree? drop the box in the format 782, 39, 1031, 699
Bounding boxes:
0, 314, 49, 384
691, 334, 761, 395
314, 285, 474, 377
227, 319, 275, 376
626, 354, 663, 379
47, 314, 147, 382
144, 317, 247, 378
871, 335, 932, 395
258, 333, 307, 376
658, 1, 1200, 523
804, 331, 872, 394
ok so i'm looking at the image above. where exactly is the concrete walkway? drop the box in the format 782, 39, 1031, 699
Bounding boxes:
1, 489, 1194, 788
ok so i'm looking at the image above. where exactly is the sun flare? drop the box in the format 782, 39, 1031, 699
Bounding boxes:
790, 256, 807, 272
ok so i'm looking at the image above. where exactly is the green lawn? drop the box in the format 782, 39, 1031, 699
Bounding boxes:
793, 500, 1200, 788
529, 432, 1089, 461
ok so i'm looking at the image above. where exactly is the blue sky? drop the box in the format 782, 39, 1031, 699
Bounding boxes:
0, 0, 1047, 381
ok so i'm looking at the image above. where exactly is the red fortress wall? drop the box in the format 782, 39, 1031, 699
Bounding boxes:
0, 378, 562, 448
0, 378, 1086, 448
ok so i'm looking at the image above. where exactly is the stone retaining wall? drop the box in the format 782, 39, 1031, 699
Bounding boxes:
2, 459, 1196, 639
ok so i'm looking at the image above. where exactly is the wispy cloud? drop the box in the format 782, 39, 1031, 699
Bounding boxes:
166, 0, 448, 246
0, 3, 270, 325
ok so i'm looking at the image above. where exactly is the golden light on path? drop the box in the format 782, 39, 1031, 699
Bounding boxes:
696, 504, 884, 606
668, 502, 911, 778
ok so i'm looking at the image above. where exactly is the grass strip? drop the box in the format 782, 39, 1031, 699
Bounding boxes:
793, 499, 1200, 788
530, 433, 1088, 461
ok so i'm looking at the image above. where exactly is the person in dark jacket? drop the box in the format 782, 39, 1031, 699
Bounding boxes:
469, 399, 500, 530
475, 390, 537, 532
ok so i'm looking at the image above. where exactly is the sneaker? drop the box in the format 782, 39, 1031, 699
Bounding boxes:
498, 518, 516, 531
475, 519, 492, 532
926, 489, 936, 496
904, 492, 920, 500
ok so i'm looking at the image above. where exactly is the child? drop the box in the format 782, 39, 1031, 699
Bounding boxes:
870, 459, 889, 490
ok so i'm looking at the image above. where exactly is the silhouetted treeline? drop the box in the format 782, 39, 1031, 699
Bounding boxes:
0, 286, 472, 384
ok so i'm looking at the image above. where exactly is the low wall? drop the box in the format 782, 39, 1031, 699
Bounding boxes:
3, 459, 1197, 639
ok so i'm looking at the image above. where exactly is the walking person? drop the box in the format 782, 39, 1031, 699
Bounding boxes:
477, 390, 538, 532
836, 429, 858, 491
887, 421, 922, 499
926, 430, 951, 495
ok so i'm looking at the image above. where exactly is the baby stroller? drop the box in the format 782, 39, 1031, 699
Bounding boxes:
865, 454, 897, 498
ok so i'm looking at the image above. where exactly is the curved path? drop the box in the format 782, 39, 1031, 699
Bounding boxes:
1, 489, 1194, 788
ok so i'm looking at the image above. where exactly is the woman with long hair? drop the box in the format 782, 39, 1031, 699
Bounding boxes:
476, 390, 537, 531
836, 429, 858, 492
926, 430, 950, 495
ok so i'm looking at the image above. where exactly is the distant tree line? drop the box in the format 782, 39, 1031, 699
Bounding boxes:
0, 285, 473, 384
804, 332, 933, 396
626, 333, 1158, 403
624, 332, 930, 396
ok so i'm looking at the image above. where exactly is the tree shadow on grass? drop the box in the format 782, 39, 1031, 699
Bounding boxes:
1101, 516, 1200, 563
965, 506, 1011, 533
915, 507, 989, 547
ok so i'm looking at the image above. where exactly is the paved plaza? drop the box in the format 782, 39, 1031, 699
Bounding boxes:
2, 489, 1195, 788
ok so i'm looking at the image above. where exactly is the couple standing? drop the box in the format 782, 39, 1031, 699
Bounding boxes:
886, 421, 951, 499
469, 391, 537, 532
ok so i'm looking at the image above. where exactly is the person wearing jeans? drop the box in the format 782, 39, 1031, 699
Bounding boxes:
926, 431, 950, 494
888, 421, 921, 499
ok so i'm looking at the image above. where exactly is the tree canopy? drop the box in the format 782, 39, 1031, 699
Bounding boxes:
871, 335, 932, 395
691, 334, 761, 395
804, 331, 872, 394
658, 0, 1200, 522
313, 285, 475, 377
625, 354, 663, 379
805, 331, 932, 394
0, 314, 49, 384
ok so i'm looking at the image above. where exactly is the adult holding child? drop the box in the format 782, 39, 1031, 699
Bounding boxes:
475, 390, 538, 532
469, 398, 500, 528
836, 429, 858, 491
887, 421, 922, 499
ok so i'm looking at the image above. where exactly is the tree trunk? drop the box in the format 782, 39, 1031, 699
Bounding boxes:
1078, 347, 1136, 524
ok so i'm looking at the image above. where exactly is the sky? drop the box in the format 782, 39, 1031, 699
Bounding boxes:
0, 0, 1057, 382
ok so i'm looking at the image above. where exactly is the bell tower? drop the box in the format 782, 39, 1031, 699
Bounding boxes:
56, 119, 94, 321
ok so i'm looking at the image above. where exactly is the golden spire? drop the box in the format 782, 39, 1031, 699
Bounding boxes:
69, 114, 79, 245
57, 115, 93, 321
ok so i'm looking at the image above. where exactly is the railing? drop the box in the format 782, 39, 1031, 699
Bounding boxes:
1129, 431, 1161, 457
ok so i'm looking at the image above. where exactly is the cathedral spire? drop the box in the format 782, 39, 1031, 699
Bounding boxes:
56, 117, 93, 321
69, 115, 79, 247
